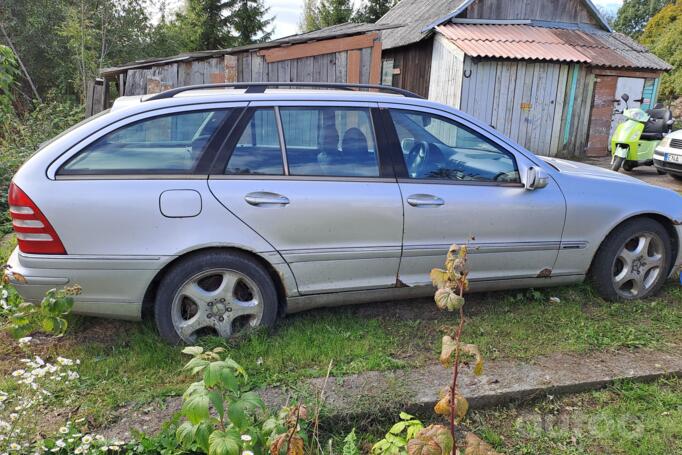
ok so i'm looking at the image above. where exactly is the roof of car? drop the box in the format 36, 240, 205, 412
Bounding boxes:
112, 84, 421, 111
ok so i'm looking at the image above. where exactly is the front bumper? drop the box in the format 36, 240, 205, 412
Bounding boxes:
654, 147, 682, 176
5, 248, 165, 320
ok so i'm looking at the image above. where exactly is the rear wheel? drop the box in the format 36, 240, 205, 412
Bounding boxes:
622, 161, 636, 172
591, 218, 671, 301
154, 250, 278, 344
611, 156, 624, 172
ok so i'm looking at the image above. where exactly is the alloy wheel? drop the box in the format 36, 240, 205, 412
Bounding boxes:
171, 268, 263, 342
611, 232, 665, 298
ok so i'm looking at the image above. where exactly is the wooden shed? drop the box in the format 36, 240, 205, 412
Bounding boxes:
378, 0, 671, 158
94, 23, 392, 114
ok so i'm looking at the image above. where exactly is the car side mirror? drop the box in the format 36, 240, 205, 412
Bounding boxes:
525, 166, 549, 191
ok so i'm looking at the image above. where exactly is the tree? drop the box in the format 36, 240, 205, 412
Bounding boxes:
299, 0, 321, 32
232, 0, 273, 46
639, 2, 682, 98
613, 0, 673, 38
317, 0, 353, 28
352, 0, 395, 23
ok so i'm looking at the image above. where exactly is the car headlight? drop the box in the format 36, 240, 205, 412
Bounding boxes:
660, 136, 672, 148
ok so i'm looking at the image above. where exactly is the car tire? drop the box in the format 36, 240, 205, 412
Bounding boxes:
657, 169, 666, 175
154, 250, 279, 344
671, 174, 682, 181
591, 218, 672, 301
610, 156, 624, 172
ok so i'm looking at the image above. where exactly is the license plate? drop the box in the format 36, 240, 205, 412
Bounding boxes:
665, 153, 682, 163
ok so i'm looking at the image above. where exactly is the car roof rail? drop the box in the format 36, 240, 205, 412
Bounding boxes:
144, 82, 423, 101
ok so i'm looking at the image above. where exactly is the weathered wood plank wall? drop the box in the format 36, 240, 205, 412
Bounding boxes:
466, 0, 600, 25
118, 33, 382, 98
453, 57, 602, 157
428, 34, 465, 108
382, 40, 433, 98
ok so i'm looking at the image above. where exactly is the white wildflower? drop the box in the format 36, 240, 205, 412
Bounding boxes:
241, 434, 252, 442
11, 370, 25, 377
82, 435, 93, 444
59, 427, 69, 434
56, 440, 66, 448
17, 337, 32, 345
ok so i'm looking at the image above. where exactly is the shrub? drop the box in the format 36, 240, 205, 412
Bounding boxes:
0, 99, 84, 235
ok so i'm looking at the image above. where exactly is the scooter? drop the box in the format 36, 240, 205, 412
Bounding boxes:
610, 94, 674, 172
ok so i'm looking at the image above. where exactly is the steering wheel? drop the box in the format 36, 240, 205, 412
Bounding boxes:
406, 141, 432, 177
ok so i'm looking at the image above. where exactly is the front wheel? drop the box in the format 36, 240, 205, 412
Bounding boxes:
591, 218, 671, 301
611, 156, 625, 172
154, 250, 279, 344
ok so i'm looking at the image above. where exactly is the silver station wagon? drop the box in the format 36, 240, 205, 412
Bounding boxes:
6, 83, 682, 344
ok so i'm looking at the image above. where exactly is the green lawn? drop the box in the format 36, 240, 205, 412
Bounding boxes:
468, 377, 682, 454
1, 235, 681, 430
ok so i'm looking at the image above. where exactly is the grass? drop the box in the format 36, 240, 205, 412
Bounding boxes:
1, 235, 682, 429
467, 376, 682, 454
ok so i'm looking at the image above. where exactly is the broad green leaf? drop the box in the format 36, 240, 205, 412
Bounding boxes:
208, 430, 240, 455
240, 391, 265, 410
183, 389, 210, 425
389, 421, 407, 434
227, 400, 247, 429
176, 421, 196, 448
208, 390, 225, 419
220, 368, 239, 392
195, 421, 212, 452
182, 346, 204, 356
399, 412, 416, 420
185, 357, 210, 375
205, 361, 226, 387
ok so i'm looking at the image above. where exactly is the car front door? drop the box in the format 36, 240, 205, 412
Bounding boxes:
379, 104, 567, 287
208, 102, 404, 295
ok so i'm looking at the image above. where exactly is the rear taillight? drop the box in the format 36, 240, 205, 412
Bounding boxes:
8, 182, 66, 254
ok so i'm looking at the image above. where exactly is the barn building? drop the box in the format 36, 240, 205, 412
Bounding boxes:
377, 0, 671, 157
94, 23, 392, 114
96, 0, 670, 159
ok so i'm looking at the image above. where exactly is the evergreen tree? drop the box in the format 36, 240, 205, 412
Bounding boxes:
613, 0, 673, 38
232, 0, 273, 46
317, 0, 353, 28
352, 0, 395, 23
299, 0, 321, 32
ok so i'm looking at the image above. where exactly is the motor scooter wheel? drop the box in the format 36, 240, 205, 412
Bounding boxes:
623, 161, 636, 172
610, 156, 624, 172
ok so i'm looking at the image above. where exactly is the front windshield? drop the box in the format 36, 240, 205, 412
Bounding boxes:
624, 109, 649, 123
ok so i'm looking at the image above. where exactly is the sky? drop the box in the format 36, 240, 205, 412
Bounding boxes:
265, 0, 624, 38
162, 0, 624, 40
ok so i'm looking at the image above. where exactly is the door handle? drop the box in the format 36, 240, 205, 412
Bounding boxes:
245, 192, 290, 206
406, 194, 445, 207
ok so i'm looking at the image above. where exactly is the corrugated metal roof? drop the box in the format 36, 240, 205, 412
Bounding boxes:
377, 0, 469, 50
101, 22, 398, 75
436, 23, 671, 70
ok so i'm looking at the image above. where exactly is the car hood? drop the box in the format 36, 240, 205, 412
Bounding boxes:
540, 157, 649, 186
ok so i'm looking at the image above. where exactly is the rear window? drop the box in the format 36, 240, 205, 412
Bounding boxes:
59, 109, 229, 175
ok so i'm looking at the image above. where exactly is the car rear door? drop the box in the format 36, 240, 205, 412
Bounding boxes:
208, 101, 404, 295
378, 103, 567, 286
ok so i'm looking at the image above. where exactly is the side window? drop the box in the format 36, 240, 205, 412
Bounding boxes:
280, 107, 379, 177
60, 110, 229, 175
389, 109, 520, 183
225, 108, 284, 175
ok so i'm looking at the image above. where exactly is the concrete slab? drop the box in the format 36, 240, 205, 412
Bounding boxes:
102, 346, 682, 440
